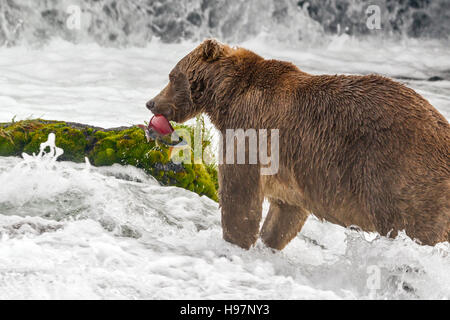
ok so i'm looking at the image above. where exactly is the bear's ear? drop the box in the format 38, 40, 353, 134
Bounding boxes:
201, 39, 225, 62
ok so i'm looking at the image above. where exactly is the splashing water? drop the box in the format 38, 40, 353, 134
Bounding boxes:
21, 132, 64, 163
0, 134, 448, 299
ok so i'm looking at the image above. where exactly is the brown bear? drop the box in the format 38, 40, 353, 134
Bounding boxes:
146, 39, 450, 249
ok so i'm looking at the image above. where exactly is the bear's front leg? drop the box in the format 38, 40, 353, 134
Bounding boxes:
219, 163, 263, 249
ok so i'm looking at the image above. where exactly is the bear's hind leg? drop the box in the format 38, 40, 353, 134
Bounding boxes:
260, 199, 309, 250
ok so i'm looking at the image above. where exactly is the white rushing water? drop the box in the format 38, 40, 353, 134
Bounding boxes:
0, 36, 449, 299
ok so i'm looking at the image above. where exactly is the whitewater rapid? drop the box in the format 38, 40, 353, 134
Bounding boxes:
0, 133, 449, 299
0, 37, 449, 299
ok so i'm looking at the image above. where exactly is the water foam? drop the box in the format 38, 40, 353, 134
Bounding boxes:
0, 135, 448, 299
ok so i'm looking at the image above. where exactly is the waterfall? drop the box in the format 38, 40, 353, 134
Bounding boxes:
0, 0, 448, 47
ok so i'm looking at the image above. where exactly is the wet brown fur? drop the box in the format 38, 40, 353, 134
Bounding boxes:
147, 39, 450, 249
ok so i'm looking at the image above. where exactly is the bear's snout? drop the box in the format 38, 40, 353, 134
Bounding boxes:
146, 100, 155, 111
145, 97, 174, 120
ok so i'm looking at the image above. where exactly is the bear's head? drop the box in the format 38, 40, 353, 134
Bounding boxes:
146, 39, 231, 123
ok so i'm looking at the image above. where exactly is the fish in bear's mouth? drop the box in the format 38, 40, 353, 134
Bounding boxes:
137, 114, 185, 146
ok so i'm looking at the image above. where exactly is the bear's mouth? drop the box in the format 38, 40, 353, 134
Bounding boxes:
147, 103, 176, 122
161, 107, 176, 122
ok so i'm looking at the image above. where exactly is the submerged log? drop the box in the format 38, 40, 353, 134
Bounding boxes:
0, 119, 218, 201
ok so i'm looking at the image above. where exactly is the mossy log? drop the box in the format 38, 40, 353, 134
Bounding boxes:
0, 119, 218, 201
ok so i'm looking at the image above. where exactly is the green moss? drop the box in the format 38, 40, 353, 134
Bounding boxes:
94, 147, 117, 166
0, 122, 35, 156
0, 136, 16, 156
0, 119, 218, 201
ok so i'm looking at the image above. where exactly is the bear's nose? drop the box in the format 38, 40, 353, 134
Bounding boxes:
146, 100, 155, 111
